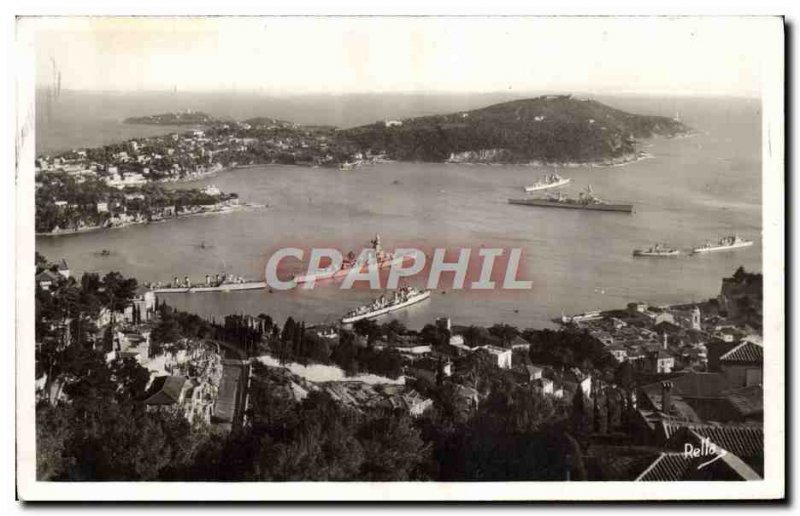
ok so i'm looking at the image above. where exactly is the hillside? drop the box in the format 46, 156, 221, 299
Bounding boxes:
124, 111, 217, 125
339, 95, 691, 164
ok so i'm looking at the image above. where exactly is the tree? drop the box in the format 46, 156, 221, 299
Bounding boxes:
358, 411, 429, 480
109, 357, 151, 401
614, 360, 634, 390
36, 403, 74, 480
570, 389, 591, 441
489, 323, 519, 348
353, 319, 381, 347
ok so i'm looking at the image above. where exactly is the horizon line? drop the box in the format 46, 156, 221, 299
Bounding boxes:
34, 87, 762, 100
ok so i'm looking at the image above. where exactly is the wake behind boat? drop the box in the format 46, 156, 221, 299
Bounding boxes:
509, 185, 634, 213
524, 172, 571, 192
341, 287, 431, 324
692, 235, 753, 254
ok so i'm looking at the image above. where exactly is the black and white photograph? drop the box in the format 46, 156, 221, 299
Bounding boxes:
13, 14, 785, 501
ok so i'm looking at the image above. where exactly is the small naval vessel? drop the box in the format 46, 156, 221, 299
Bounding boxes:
633, 243, 681, 257
692, 235, 753, 254
524, 172, 571, 192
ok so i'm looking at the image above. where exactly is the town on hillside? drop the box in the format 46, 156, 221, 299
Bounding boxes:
35, 253, 763, 482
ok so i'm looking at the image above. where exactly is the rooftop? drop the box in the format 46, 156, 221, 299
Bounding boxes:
142, 376, 188, 406
719, 341, 763, 363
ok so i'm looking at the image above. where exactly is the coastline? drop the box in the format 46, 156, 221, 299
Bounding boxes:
35, 202, 265, 237
444, 150, 654, 169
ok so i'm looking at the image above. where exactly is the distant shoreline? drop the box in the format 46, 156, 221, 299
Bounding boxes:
443, 150, 654, 169
35, 202, 265, 237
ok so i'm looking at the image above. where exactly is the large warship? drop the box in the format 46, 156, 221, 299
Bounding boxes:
150, 274, 266, 293
293, 234, 406, 284
341, 287, 431, 324
509, 185, 634, 213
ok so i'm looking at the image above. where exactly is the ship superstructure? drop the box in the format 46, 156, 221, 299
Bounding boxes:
633, 243, 681, 257
341, 287, 431, 324
150, 273, 266, 293
524, 172, 571, 192
692, 235, 753, 254
293, 234, 406, 284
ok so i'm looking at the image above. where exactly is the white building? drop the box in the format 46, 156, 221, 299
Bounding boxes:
202, 184, 221, 196
482, 345, 512, 369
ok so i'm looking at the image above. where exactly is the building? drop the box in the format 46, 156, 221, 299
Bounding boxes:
143, 376, 191, 406
482, 345, 512, 369
56, 259, 70, 279
202, 184, 221, 196
509, 335, 531, 351
718, 340, 763, 388
648, 350, 675, 373
533, 377, 555, 396
606, 344, 628, 362
564, 367, 592, 397
35, 270, 62, 291
128, 286, 156, 323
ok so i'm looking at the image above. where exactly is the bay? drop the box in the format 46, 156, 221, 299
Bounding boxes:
36, 94, 762, 330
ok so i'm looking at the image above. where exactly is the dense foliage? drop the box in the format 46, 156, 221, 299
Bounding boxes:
341, 96, 689, 163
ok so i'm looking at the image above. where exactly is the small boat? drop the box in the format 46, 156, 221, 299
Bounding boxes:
98, 249, 112, 257
633, 243, 681, 257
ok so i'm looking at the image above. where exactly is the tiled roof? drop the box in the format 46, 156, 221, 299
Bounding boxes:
636, 449, 761, 481
724, 385, 764, 417
720, 341, 763, 363
635, 453, 693, 481
643, 372, 729, 399
36, 270, 61, 283
663, 424, 763, 474
692, 426, 763, 460
510, 335, 530, 347
586, 445, 663, 481
681, 397, 743, 422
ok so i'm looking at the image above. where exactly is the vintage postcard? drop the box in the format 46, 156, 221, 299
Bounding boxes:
15, 16, 785, 501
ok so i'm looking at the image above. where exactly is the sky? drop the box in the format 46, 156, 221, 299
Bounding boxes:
29, 16, 777, 97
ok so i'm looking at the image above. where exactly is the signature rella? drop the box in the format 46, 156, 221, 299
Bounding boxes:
265, 246, 533, 290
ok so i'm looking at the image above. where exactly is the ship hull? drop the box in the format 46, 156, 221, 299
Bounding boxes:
692, 242, 753, 254
154, 281, 266, 293
523, 178, 571, 192
508, 198, 634, 213
294, 254, 408, 285
342, 291, 431, 324
633, 250, 680, 257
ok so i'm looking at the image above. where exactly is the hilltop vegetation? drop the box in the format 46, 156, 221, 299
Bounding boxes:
340, 95, 690, 164
124, 111, 217, 125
